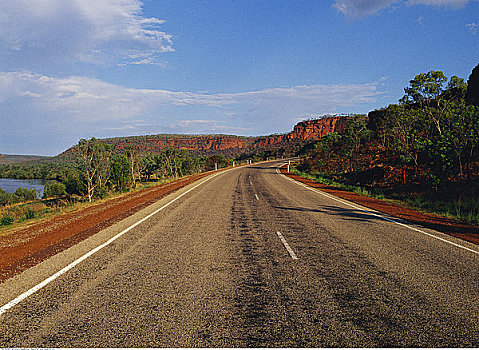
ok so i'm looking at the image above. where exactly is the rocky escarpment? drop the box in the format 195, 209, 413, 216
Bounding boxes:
289, 116, 351, 141
107, 134, 256, 156
57, 116, 352, 159
466, 63, 479, 106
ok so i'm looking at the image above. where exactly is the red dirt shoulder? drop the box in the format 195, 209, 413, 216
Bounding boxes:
281, 166, 479, 246
0, 172, 211, 283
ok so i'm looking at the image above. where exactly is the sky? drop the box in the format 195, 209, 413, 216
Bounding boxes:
0, 0, 478, 156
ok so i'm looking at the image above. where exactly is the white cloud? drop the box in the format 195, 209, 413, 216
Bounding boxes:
0, 71, 380, 119
333, 0, 475, 18
466, 22, 479, 34
333, 0, 399, 18
0, 71, 382, 154
168, 120, 254, 134
406, 0, 470, 7
0, 0, 173, 67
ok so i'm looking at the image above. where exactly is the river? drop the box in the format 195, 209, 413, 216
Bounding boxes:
0, 178, 49, 198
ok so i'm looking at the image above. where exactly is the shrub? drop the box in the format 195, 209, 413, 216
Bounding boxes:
0, 188, 11, 206
1, 216, 14, 226
42, 181, 66, 199
25, 208, 36, 220
13, 187, 38, 202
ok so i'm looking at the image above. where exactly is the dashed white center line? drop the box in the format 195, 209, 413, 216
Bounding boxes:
254, 194, 259, 200
276, 231, 298, 260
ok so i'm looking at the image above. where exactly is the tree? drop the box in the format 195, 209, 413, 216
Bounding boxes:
400, 70, 466, 136
342, 116, 371, 171
205, 154, 228, 171
346, 116, 370, 154
75, 138, 112, 202
442, 101, 479, 179
42, 181, 66, 199
14, 187, 38, 202
63, 169, 84, 196
0, 188, 12, 206
125, 146, 139, 187
96, 143, 113, 197
110, 155, 132, 191
139, 154, 159, 181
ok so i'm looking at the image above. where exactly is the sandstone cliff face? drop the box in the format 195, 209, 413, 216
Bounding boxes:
289, 116, 351, 141
107, 117, 351, 155
109, 135, 256, 157
58, 116, 351, 159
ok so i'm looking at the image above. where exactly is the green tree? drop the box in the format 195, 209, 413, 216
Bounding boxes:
42, 181, 66, 199
125, 146, 140, 187
400, 71, 466, 136
0, 188, 12, 206
63, 169, 84, 196
442, 101, 479, 179
13, 187, 38, 202
205, 154, 229, 171
110, 155, 132, 191
139, 154, 159, 181
75, 138, 113, 202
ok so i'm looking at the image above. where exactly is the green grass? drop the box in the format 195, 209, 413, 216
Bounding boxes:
292, 168, 386, 199
291, 166, 479, 225
394, 194, 479, 225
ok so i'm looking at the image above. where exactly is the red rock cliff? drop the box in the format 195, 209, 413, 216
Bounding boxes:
58, 116, 351, 159
289, 116, 351, 141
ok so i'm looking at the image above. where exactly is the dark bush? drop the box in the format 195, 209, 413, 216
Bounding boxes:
1, 216, 14, 226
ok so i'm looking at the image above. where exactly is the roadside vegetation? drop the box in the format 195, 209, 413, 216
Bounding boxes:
0, 143, 236, 229
0, 140, 282, 230
294, 66, 479, 225
3, 65, 478, 228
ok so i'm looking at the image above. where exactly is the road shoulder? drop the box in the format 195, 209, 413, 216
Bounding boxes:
280, 165, 479, 246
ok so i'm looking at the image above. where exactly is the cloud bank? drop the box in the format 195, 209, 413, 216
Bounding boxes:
0, 72, 381, 155
0, 0, 173, 67
333, 0, 473, 18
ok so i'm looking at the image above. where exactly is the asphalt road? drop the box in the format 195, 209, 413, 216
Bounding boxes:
1, 161, 478, 347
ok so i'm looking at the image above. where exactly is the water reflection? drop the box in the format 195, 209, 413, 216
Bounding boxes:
0, 178, 49, 197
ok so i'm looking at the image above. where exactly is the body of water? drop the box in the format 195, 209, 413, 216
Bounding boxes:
0, 178, 49, 198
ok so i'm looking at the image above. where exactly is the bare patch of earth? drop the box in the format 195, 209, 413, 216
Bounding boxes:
0, 172, 212, 283
281, 166, 479, 246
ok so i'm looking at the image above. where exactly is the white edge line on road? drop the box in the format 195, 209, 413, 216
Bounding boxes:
276, 167, 479, 256
0, 170, 227, 317
254, 194, 259, 200
276, 231, 298, 260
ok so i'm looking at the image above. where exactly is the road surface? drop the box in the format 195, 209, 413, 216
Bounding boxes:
0, 161, 478, 347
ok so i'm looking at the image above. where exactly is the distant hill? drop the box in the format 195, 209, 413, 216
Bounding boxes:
0, 154, 52, 165
56, 116, 352, 160
6, 116, 353, 163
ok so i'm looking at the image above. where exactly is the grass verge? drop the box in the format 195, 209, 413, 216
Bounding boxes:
291, 167, 479, 225
0, 179, 173, 234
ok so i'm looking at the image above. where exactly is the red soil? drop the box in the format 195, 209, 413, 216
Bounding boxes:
0, 172, 212, 283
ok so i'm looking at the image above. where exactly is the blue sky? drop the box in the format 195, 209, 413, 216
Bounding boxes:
0, 0, 477, 156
